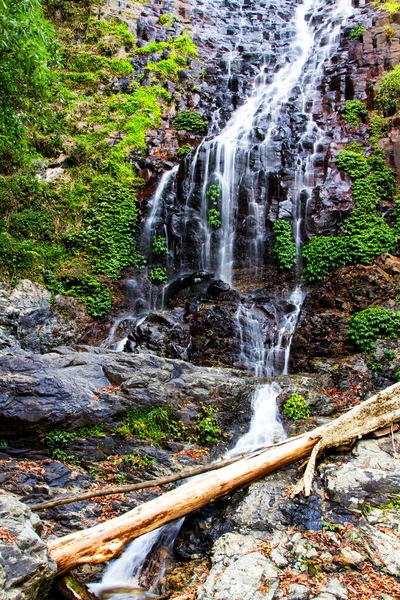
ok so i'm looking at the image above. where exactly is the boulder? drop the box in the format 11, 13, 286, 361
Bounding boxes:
0, 494, 56, 600
0, 348, 257, 438
0, 280, 91, 354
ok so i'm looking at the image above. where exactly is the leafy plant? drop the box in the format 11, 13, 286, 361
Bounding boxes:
303, 146, 397, 282
0, 0, 59, 169
283, 394, 311, 421
115, 453, 156, 470
375, 63, 400, 115
114, 405, 186, 445
152, 236, 168, 255
149, 266, 168, 284
173, 110, 207, 134
347, 307, 400, 352
342, 100, 368, 126
206, 183, 222, 228
272, 220, 297, 269
177, 143, 192, 157
193, 404, 221, 444
349, 24, 366, 40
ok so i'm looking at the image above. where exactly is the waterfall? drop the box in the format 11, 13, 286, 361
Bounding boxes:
90, 0, 352, 596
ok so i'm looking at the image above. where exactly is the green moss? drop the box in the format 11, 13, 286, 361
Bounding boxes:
177, 143, 192, 157
114, 405, 186, 445
347, 307, 400, 352
272, 220, 297, 269
0, 0, 200, 318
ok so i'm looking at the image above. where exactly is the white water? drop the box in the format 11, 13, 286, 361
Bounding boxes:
90, 0, 352, 596
143, 166, 179, 254
89, 520, 184, 599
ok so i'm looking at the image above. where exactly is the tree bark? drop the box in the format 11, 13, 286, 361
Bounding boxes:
48, 382, 400, 576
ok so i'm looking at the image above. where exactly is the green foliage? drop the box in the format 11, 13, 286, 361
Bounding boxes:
375, 63, 400, 115
63, 274, 112, 317
283, 394, 311, 421
0, 1, 201, 318
174, 110, 207, 134
149, 267, 168, 284
177, 143, 192, 157
303, 146, 398, 282
272, 220, 297, 269
137, 34, 198, 81
370, 113, 388, 144
347, 307, 400, 352
115, 453, 156, 470
207, 184, 222, 228
0, 0, 59, 168
115, 405, 186, 445
342, 100, 368, 126
152, 236, 168, 255
67, 184, 139, 279
158, 13, 176, 27
336, 148, 370, 178
349, 24, 366, 40
193, 405, 221, 444
374, 0, 400, 15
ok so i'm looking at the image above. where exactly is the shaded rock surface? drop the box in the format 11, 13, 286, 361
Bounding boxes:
0, 494, 56, 600
0, 347, 257, 438
0, 280, 91, 354
291, 256, 400, 370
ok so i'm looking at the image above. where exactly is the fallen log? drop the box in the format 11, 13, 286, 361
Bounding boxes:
31, 452, 255, 512
48, 382, 400, 575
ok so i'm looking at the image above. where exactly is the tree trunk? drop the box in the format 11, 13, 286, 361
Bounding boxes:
48, 382, 400, 576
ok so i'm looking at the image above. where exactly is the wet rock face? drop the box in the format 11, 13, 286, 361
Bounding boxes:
0, 348, 257, 438
0, 494, 56, 600
291, 256, 400, 370
0, 280, 91, 354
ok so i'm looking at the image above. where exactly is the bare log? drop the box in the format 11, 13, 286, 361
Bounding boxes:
48, 382, 400, 576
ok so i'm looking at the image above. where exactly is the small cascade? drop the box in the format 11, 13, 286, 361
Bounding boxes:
143, 166, 179, 256
88, 520, 184, 599
226, 382, 285, 458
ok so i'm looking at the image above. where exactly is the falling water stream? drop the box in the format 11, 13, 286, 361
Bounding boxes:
90, 0, 352, 596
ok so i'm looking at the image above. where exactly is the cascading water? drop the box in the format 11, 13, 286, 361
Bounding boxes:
90, 0, 352, 596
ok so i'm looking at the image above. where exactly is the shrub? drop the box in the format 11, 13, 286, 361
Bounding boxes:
206, 183, 222, 228
336, 148, 370, 178
115, 405, 185, 445
349, 24, 366, 40
283, 394, 310, 421
303, 145, 398, 282
342, 100, 368, 126
272, 220, 297, 269
193, 405, 221, 444
173, 110, 206, 134
347, 307, 400, 352
149, 266, 168, 283
375, 63, 400, 115
152, 236, 168, 255
177, 143, 192, 157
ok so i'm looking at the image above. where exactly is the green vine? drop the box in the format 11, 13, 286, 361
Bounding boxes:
206, 183, 222, 228
149, 266, 168, 284
152, 236, 168, 255
272, 220, 297, 269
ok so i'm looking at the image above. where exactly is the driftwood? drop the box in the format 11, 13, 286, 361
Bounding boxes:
48, 382, 400, 576
31, 453, 254, 512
